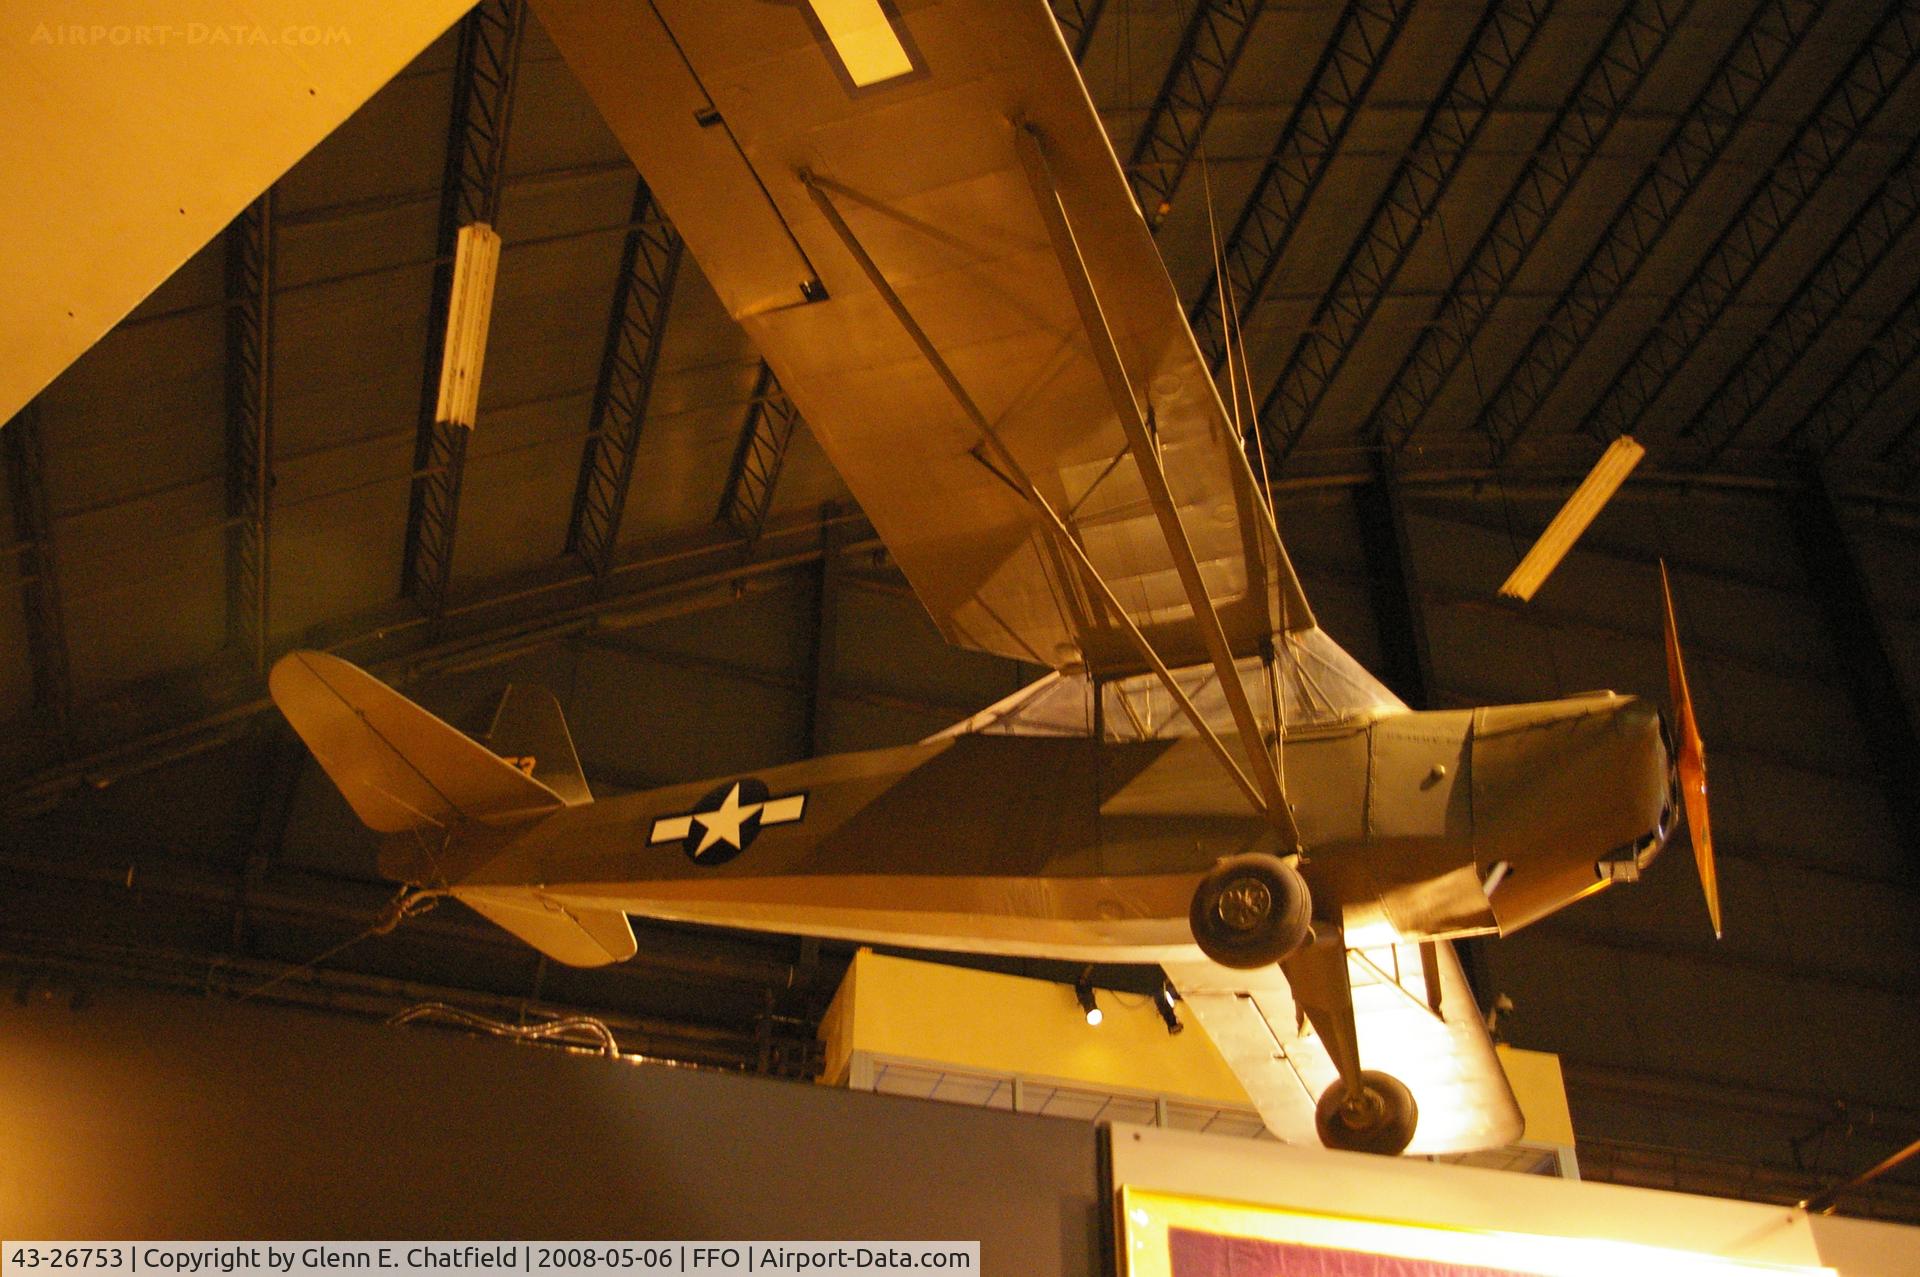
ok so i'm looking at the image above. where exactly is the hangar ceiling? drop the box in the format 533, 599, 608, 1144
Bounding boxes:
3, 0, 1918, 1220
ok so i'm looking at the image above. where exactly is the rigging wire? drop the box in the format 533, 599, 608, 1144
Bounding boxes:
233, 887, 444, 1003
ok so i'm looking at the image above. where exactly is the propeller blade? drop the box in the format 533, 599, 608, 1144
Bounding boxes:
1659, 561, 1721, 938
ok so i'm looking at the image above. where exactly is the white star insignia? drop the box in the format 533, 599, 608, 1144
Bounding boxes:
648, 780, 808, 861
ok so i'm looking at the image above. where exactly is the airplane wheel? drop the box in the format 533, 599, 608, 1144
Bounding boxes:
1315, 1071, 1418, 1156
1189, 853, 1311, 969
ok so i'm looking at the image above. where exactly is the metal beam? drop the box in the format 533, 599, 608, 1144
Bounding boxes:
1784, 460, 1920, 861
223, 192, 274, 677
1789, 270, 1920, 457
1126, 0, 1267, 230
1363, 0, 1694, 454
1047, 0, 1107, 63
230, 725, 303, 953
1881, 401, 1920, 483
1255, 0, 1552, 466
2, 508, 876, 814
1687, 135, 1920, 465
1186, 0, 1417, 369
402, 0, 526, 619
1584, 2, 1920, 446
806, 523, 843, 757
1352, 466, 1433, 710
3, 400, 72, 745
1475, 0, 1824, 462
567, 179, 684, 578
718, 362, 805, 546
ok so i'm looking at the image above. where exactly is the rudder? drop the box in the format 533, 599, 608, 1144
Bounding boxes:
486, 683, 593, 806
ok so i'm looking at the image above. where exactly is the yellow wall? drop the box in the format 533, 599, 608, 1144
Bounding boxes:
822, 949, 1250, 1102
1497, 1043, 1576, 1147
822, 951, 1576, 1151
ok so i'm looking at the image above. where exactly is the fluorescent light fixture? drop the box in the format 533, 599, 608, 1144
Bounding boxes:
1497, 435, 1646, 602
808, 0, 914, 87
434, 222, 502, 430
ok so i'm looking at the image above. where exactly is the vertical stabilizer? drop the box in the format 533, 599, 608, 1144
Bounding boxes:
486, 684, 593, 806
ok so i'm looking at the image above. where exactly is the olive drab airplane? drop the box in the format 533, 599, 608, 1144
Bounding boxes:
269, 0, 1720, 1157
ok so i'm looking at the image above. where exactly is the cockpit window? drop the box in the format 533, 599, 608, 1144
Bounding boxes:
933, 626, 1405, 741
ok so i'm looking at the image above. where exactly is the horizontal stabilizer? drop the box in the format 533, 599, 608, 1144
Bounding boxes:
487, 683, 593, 806
457, 889, 638, 968
269, 651, 566, 834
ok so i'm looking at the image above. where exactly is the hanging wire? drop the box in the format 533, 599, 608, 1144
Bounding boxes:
233, 887, 445, 1003
1201, 150, 1280, 521
1202, 146, 1294, 799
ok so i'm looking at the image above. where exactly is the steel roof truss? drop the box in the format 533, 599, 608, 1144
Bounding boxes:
1476, 0, 1825, 462
2, 401, 71, 747
719, 362, 806, 547
1186, 0, 1418, 369
1365, 0, 1694, 454
1689, 136, 1920, 465
223, 193, 274, 677
568, 180, 685, 580
403, 0, 527, 619
1256, 0, 1553, 468
1127, 0, 1268, 231
1584, 2, 1920, 448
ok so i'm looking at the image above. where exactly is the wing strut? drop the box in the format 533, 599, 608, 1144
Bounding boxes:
1011, 122, 1300, 849
801, 172, 1274, 819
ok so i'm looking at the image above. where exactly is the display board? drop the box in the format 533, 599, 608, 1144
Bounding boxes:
1116, 1188, 1832, 1277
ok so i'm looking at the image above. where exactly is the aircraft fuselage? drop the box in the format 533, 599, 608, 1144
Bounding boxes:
387, 691, 1672, 962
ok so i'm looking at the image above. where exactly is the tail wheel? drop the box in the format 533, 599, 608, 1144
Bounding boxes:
1189, 853, 1311, 969
1315, 1070, 1418, 1156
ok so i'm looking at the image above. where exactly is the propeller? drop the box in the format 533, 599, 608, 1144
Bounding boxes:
1659, 561, 1721, 939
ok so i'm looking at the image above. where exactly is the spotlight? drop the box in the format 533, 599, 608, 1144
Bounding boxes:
1074, 968, 1101, 1026
1154, 980, 1183, 1035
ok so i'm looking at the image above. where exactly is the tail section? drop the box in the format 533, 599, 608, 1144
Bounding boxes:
269, 651, 567, 833
271, 651, 636, 967
485, 683, 593, 806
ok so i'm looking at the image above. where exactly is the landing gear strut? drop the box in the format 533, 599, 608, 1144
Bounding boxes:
1282, 921, 1420, 1156
1314, 1070, 1418, 1155
1189, 853, 1311, 969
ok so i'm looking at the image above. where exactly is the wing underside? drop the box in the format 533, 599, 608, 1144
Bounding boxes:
1164, 941, 1524, 1155
534, 0, 1313, 677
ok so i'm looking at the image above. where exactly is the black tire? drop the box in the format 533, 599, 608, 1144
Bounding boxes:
1189, 853, 1311, 969
1314, 1070, 1418, 1155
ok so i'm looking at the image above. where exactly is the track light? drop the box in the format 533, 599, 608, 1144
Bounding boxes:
1074, 968, 1101, 1026
1154, 980, 1183, 1035
1497, 435, 1646, 602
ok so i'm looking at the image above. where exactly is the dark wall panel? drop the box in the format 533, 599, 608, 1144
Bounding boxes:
0, 978, 1102, 1268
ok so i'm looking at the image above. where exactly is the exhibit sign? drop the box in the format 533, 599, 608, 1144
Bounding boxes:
1116, 1188, 1835, 1277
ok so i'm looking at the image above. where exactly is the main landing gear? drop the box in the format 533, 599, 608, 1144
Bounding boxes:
1188, 857, 1420, 1156
1315, 1070, 1418, 1155
1188, 853, 1312, 969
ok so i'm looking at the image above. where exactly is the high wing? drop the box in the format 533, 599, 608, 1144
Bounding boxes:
535, 0, 1313, 679
1164, 941, 1524, 1156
